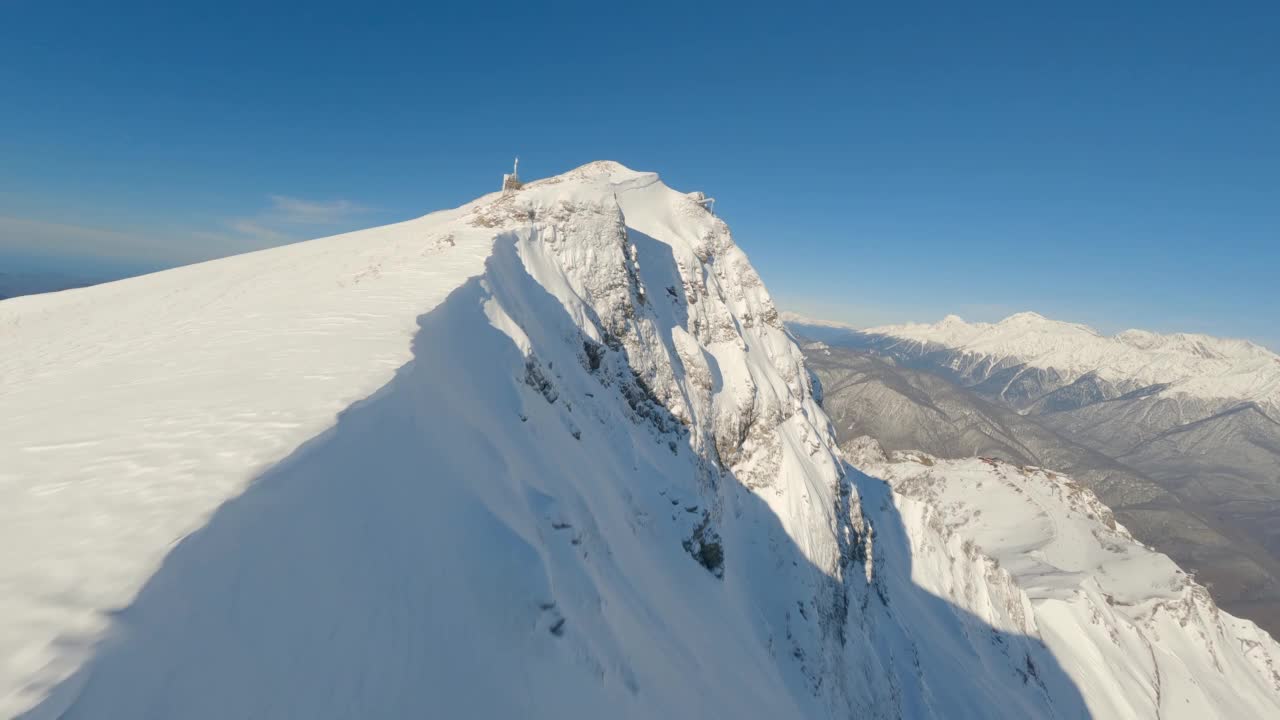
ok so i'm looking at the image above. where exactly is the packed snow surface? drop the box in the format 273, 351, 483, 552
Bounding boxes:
2, 162, 1278, 718
865, 312, 1280, 407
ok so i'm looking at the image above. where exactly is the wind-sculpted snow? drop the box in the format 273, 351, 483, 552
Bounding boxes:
3, 162, 1265, 717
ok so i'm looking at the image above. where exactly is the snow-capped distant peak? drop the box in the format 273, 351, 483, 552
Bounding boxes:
998, 310, 1046, 323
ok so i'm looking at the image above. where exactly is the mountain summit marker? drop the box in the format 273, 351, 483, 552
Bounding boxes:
501, 156, 522, 192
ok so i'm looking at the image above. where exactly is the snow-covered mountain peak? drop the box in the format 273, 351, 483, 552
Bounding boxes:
544, 159, 653, 182
1, 162, 852, 717
997, 310, 1048, 324
1116, 327, 1270, 360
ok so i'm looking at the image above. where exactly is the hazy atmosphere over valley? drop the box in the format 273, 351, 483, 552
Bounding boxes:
2, 2, 1277, 718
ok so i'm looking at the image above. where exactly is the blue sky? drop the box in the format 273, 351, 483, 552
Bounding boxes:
3, 1, 1277, 347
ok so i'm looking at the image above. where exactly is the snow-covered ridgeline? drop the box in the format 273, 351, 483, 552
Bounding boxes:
863, 312, 1280, 409
4, 161, 863, 717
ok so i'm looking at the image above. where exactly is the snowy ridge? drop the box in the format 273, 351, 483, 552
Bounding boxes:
865, 312, 1280, 409
847, 439, 1280, 718
4, 162, 1278, 718
1, 161, 857, 717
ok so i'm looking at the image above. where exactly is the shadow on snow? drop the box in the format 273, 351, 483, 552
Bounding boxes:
26, 237, 1092, 719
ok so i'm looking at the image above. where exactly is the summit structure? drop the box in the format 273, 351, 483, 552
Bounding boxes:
501, 156, 522, 192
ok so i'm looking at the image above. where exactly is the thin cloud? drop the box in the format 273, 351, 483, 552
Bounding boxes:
227, 219, 291, 243
0, 191, 373, 270
265, 196, 369, 225
220, 194, 371, 246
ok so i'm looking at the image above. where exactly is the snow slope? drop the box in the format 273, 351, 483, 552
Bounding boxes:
2, 162, 1277, 718
1, 190, 499, 715
848, 440, 1280, 719
863, 312, 1280, 408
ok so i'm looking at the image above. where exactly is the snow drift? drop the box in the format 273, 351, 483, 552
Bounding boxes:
2, 162, 1277, 718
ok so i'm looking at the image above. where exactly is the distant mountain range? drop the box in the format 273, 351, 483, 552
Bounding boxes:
788, 311, 1280, 638
865, 312, 1280, 410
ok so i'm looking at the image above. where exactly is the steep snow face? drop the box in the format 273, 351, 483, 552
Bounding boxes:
865, 313, 1280, 409
848, 440, 1280, 719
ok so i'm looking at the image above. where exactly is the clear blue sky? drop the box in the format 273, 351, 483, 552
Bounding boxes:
3, 1, 1277, 347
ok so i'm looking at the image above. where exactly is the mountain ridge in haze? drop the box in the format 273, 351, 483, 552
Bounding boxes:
788, 311, 1280, 638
